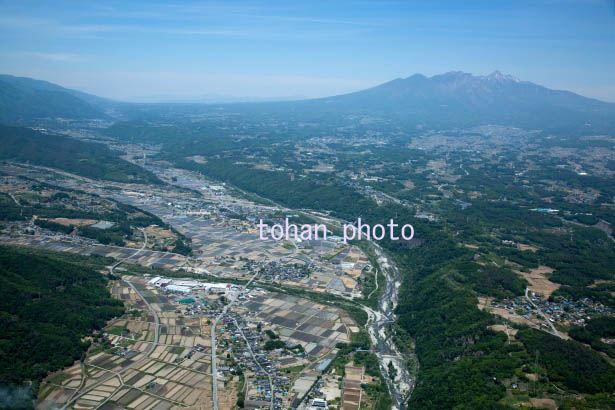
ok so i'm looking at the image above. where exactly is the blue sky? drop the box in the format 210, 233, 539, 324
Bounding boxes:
0, 0, 614, 101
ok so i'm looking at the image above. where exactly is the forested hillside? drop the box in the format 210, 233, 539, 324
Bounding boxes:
0, 246, 124, 385
174, 152, 615, 409
0, 75, 104, 123
0, 125, 161, 184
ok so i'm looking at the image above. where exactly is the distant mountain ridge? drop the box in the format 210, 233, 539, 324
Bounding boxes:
324, 70, 606, 109
0, 74, 107, 123
1, 71, 614, 133
286, 70, 615, 132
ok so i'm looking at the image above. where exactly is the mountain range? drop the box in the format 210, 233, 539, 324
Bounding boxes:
1, 71, 614, 133
0, 75, 109, 123
274, 71, 615, 132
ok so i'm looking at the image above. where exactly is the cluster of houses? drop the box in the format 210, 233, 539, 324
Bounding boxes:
249, 260, 313, 282
223, 313, 297, 410
493, 293, 613, 327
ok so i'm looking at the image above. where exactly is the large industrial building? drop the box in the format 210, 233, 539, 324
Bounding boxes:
146, 276, 230, 295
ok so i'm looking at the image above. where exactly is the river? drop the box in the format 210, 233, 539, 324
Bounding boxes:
364, 243, 415, 410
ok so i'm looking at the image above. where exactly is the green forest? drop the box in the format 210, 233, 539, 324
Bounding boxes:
0, 125, 160, 184
516, 328, 615, 393
164, 146, 615, 409
568, 316, 615, 358
0, 245, 124, 386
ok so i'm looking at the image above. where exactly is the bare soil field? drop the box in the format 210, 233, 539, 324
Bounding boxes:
530, 398, 557, 410
518, 266, 559, 297
478, 297, 540, 330
517, 243, 538, 252
49, 217, 97, 226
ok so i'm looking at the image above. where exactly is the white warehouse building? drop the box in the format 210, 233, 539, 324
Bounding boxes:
165, 285, 191, 295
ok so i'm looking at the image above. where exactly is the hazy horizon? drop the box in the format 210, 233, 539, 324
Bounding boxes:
1, 0, 614, 102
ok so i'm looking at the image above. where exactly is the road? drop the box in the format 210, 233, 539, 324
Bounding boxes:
8, 192, 20, 206
557, 216, 615, 243
525, 287, 562, 338
8, 192, 24, 217
211, 271, 264, 410
232, 317, 275, 409
210, 302, 228, 410
5, 160, 413, 408
55, 163, 410, 408
63, 229, 164, 409
366, 263, 380, 300
294, 211, 414, 409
